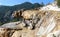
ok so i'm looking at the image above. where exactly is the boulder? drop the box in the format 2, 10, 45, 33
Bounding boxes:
0, 21, 26, 29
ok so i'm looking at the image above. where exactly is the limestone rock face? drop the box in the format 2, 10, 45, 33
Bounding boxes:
1, 21, 20, 29
12, 10, 23, 18
22, 10, 40, 20
0, 5, 60, 37
0, 21, 26, 29
11, 31, 22, 37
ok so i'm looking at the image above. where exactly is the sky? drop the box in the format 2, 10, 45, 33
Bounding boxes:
0, 0, 54, 6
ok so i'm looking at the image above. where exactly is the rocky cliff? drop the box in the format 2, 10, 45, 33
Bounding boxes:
0, 2, 60, 37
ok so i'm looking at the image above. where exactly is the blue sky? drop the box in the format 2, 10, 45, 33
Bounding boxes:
0, 0, 54, 6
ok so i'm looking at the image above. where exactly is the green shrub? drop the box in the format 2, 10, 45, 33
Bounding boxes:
0, 22, 3, 26
57, 0, 60, 7
11, 18, 18, 22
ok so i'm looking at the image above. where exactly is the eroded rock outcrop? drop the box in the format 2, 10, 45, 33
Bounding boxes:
0, 10, 60, 37
0, 2, 60, 37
